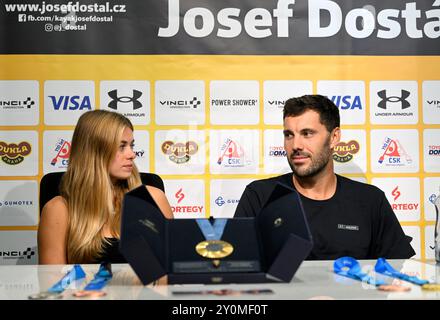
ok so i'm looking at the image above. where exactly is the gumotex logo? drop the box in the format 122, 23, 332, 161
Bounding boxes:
0, 247, 35, 260
378, 137, 412, 166
161, 141, 198, 164
214, 196, 239, 207
217, 138, 247, 167
51, 139, 70, 167
0, 141, 32, 165
333, 140, 360, 163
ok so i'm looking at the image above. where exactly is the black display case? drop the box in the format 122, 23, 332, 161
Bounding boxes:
120, 182, 313, 285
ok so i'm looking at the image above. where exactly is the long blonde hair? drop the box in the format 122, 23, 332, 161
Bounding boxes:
61, 110, 142, 263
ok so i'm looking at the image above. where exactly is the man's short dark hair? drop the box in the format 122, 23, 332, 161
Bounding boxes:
283, 94, 340, 132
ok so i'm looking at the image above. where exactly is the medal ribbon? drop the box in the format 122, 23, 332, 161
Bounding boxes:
82, 262, 113, 291
334, 257, 385, 286
48, 264, 86, 293
196, 218, 227, 241
374, 258, 429, 286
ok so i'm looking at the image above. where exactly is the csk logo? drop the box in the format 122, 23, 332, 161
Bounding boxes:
217, 138, 248, 167
378, 137, 412, 166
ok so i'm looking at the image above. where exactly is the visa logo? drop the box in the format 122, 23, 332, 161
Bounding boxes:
330, 95, 363, 110
49, 96, 92, 110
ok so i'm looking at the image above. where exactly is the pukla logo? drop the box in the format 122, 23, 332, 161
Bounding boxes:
333, 140, 360, 163
390, 186, 419, 211
0, 141, 31, 165
378, 137, 412, 166
48, 95, 92, 110
268, 146, 286, 157
0, 247, 35, 260
171, 188, 203, 214
375, 90, 414, 117
330, 96, 362, 110
158, 0, 440, 40
161, 141, 198, 164
160, 97, 201, 109
428, 145, 440, 156
0, 97, 35, 110
214, 195, 239, 207
108, 89, 142, 110
211, 98, 257, 107
51, 139, 70, 167
217, 138, 250, 167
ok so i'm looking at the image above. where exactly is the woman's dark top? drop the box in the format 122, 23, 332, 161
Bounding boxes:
92, 237, 126, 263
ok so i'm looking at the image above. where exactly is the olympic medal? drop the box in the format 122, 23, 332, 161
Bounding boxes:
195, 240, 234, 259
378, 284, 411, 292
73, 290, 107, 298
28, 291, 63, 300
422, 283, 440, 291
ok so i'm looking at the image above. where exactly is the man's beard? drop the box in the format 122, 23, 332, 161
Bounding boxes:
287, 137, 332, 178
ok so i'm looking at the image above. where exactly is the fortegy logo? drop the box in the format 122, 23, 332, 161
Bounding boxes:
158, 0, 440, 39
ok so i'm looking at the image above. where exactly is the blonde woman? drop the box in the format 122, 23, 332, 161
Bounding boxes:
38, 110, 173, 264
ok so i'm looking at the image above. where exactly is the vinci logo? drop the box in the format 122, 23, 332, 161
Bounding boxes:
333, 140, 360, 163
330, 95, 363, 110
0, 247, 35, 260
161, 141, 198, 164
0, 141, 31, 165
48, 95, 92, 110
378, 137, 412, 166
217, 138, 246, 167
51, 139, 70, 167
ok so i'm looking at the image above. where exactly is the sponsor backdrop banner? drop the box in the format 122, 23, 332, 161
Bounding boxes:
0, 0, 439, 264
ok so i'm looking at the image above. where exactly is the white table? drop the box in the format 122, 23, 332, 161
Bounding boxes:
1, 259, 439, 300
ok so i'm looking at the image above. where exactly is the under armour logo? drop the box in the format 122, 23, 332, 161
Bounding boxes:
175, 188, 185, 204
391, 186, 401, 201
108, 90, 142, 110
189, 97, 201, 108
377, 90, 411, 110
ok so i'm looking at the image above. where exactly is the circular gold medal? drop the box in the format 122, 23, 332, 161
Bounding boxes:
422, 283, 440, 291
195, 240, 234, 259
